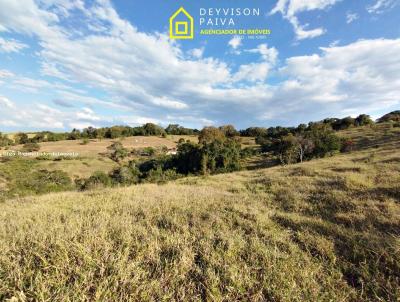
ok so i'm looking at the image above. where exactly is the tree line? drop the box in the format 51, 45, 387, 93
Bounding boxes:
1, 111, 399, 149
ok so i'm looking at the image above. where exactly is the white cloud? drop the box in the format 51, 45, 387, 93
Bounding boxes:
0, 37, 28, 53
367, 0, 399, 14
76, 107, 101, 122
270, 0, 341, 40
187, 47, 204, 59
233, 44, 279, 83
246, 44, 278, 64
0, 69, 14, 78
0, 101, 111, 130
0, 0, 399, 129
228, 36, 242, 50
0, 96, 16, 109
346, 12, 359, 24
271, 38, 400, 121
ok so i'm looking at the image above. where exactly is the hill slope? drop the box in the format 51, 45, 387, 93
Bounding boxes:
0, 129, 399, 301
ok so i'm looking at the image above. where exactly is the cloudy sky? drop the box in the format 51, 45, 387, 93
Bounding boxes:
0, 0, 399, 131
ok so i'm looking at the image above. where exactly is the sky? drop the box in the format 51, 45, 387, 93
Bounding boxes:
0, 0, 399, 131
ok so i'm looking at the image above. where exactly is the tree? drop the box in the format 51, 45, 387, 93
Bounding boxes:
82, 126, 98, 139
107, 142, 128, 163
306, 124, 341, 157
105, 127, 123, 139
0, 132, 13, 147
332, 117, 355, 130
14, 132, 29, 144
67, 129, 81, 140
240, 127, 267, 137
270, 134, 299, 165
295, 135, 315, 163
219, 125, 239, 137
198, 127, 225, 145
31, 132, 46, 143
355, 114, 373, 127
143, 123, 165, 136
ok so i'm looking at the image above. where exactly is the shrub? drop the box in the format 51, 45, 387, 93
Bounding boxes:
240, 147, 260, 158
76, 171, 112, 190
143, 167, 180, 184
198, 127, 225, 144
109, 165, 140, 185
18, 169, 72, 194
0, 133, 13, 147
80, 138, 90, 145
107, 142, 128, 163
14, 132, 29, 144
22, 142, 41, 152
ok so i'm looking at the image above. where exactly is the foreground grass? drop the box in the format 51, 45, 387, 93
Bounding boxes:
0, 139, 399, 301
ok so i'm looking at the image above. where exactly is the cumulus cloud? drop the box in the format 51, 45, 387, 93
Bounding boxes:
0, 0, 399, 130
187, 47, 204, 59
233, 44, 279, 83
270, 0, 341, 40
270, 38, 400, 123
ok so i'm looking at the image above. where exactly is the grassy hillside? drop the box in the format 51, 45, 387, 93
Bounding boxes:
0, 127, 399, 301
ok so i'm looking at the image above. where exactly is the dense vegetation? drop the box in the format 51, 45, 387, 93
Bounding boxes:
0, 113, 380, 148
0, 128, 399, 301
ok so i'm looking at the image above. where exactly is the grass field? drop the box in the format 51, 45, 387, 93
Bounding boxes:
0, 126, 399, 301
6, 135, 198, 157
0, 135, 199, 181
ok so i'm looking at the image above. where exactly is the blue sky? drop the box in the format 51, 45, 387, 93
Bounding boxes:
0, 0, 399, 131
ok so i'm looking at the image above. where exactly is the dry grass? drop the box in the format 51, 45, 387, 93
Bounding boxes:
0, 130, 399, 301
6, 135, 197, 158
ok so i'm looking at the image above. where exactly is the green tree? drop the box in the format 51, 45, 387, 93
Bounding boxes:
198, 126, 225, 145
14, 132, 29, 144
0, 133, 13, 147
355, 114, 374, 126
143, 123, 165, 136
219, 125, 239, 137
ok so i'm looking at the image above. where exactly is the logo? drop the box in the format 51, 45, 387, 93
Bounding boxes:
170, 7, 194, 39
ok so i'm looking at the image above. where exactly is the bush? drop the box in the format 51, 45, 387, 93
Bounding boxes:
18, 169, 72, 194
76, 171, 112, 190
0, 133, 13, 147
80, 138, 90, 145
107, 142, 128, 163
143, 167, 180, 184
14, 133, 29, 144
240, 147, 261, 158
109, 165, 140, 185
22, 142, 41, 152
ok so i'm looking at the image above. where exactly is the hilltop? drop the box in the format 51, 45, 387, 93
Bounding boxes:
0, 123, 399, 301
